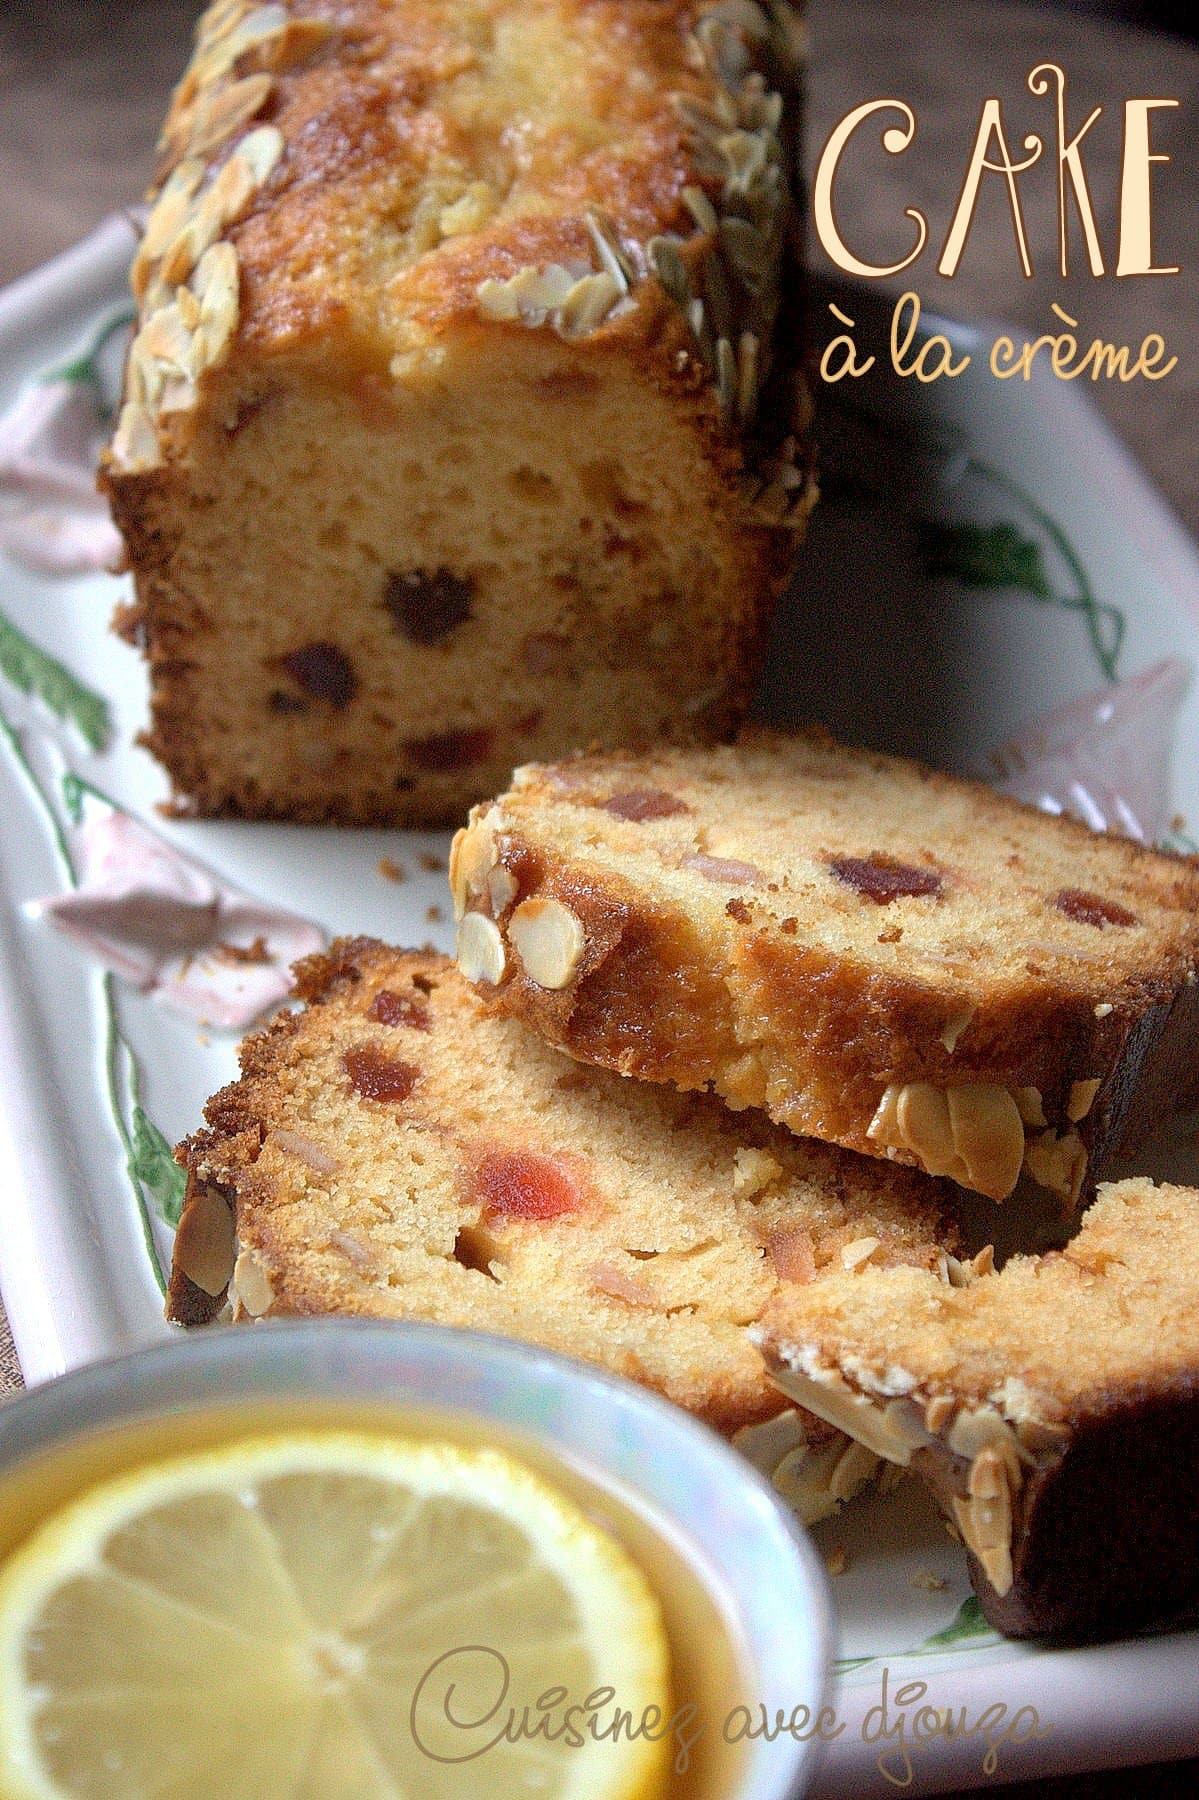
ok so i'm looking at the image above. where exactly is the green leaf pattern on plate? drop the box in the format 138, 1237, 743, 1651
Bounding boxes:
130, 1105, 187, 1228
920, 457, 1126, 682
919, 521, 1053, 598
0, 612, 110, 750
833, 1594, 999, 1676
0, 704, 171, 1292
38, 306, 135, 421
919, 1595, 993, 1648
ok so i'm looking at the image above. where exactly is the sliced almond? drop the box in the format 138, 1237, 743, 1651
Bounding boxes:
231, 1244, 275, 1318
840, 1235, 881, 1272
1013, 1086, 1047, 1128
508, 897, 585, 991
236, 122, 285, 186
762, 1360, 932, 1465
1024, 1127, 1088, 1207
871, 1081, 1025, 1199
136, 159, 206, 273
1067, 1077, 1101, 1122
172, 1182, 235, 1297
269, 1128, 339, 1177
487, 864, 518, 915
195, 152, 257, 242
952, 1449, 1017, 1595
186, 71, 273, 158
733, 1145, 784, 1196
110, 402, 163, 473
192, 241, 241, 368
456, 912, 506, 986
939, 1007, 975, 1054
945, 1085, 1025, 1200
449, 814, 499, 918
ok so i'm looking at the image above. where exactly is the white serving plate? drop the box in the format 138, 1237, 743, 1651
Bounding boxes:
1, 223, 1198, 1794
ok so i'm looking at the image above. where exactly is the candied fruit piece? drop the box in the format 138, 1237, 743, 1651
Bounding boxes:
829, 855, 942, 904
1053, 888, 1138, 929
603, 789, 690, 822
473, 1149, 583, 1221
404, 728, 493, 773
368, 989, 431, 1031
384, 568, 474, 645
344, 1046, 418, 1102
279, 643, 357, 708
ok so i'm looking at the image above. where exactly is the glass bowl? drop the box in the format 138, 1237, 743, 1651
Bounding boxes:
0, 1319, 833, 1799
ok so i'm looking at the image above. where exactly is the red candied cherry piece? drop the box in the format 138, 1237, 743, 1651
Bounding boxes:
473, 1149, 583, 1221
383, 568, 474, 645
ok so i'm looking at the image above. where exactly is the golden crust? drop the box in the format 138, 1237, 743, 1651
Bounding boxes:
168, 940, 957, 1440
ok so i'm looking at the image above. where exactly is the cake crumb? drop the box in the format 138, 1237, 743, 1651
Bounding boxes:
418, 851, 443, 873
426, 903, 445, 924
825, 1544, 849, 1577
212, 935, 271, 966
911, 1569, 949, 1592
377, 856, 407, 883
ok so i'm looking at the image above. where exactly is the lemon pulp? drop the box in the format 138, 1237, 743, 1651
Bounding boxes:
0, 1432, 671, 1800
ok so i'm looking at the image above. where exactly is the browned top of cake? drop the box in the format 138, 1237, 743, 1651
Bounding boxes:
135, 0, 804, 363
172, 939, 955, 1434
106, 0, 812, 551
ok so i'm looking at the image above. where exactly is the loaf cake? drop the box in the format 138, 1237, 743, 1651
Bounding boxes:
169, 939, 959, 1521
101, 0, 816, 826
453, 729, 1199, 1201
754, 1176, 1199, 1640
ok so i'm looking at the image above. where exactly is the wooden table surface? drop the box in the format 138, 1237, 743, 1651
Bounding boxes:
1, 3, 1197, 1789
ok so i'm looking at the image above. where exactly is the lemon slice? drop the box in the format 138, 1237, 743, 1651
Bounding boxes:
0, 1433, 670, 1800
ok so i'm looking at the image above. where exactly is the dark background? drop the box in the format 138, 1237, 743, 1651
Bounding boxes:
1062, 0, 1196, 35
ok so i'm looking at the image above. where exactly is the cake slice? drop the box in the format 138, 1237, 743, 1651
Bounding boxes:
452, 729, 1199, 1201
169, 939, 958, 1521
101, 0, 814, 825
754, 1177, 1199, 1640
